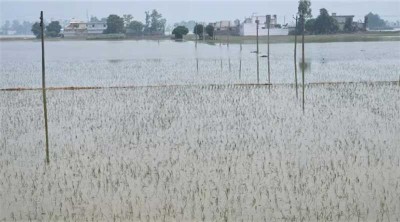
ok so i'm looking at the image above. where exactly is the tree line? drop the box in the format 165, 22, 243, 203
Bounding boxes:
1, 20, 36, 35
101, 10, 166, 35
172, 24, 215, 39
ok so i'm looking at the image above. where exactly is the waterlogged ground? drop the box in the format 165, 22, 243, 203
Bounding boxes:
1, 83, 399, 221
0, 40, 399, 88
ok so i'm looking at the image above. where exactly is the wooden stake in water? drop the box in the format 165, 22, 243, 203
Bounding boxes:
40, 11, 50, 164
239, 59, 242, 80
294, 15, 299, 99
239, 43, 242, 80
301, 15, 305, 113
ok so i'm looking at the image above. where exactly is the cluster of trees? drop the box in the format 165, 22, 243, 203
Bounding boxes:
365, 12, 387, 30
305, 8, 340, 34
1, 20, 35, 35
295, 0, 389, 35
31, 21, 62, 38
103, 10, 166, 35
172, 23, 215, 40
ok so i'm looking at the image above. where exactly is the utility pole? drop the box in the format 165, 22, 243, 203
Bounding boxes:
195, 22, 197, 49
40, 11, 50, 164
294, 15, 298, 99
256, 18, 259, 84
267, 15, 271, 91
301, 14, 305, 113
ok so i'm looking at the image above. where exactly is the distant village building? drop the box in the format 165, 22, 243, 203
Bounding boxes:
212, 20, 240, 36
63, 20, 87, 37
240, 14, 288, 36
87, 21, 107, 35
331, 13, 354, 31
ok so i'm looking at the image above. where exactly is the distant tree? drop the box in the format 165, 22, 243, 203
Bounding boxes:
148, 10, 166, 34
172, 26, 188, 39
144, 11, 151, 33
127, 20, 144, 35
174, 20, 196, 32
365, 12, 386, 29
193, 24, 204, 38
31, 22, 42, 38
305, 18, 316, 33
205, 24, 214, 37
123, 14, 133, 27
104, 14, 125, 34
46, 21, 61, 37
1, 20, 10, 35
313, 8, 339, 34
22, 21, 33, 35
344, 17, 353, 32
90, 16, 100, 22
297, 0, 312, 34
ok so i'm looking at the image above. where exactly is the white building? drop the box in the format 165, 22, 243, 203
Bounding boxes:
331, 13, 354, 31
240, 14, 289, 36
87, 22, 107, 35
63, 19, 87, 37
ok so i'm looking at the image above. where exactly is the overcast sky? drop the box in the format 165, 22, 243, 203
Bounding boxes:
1, 0, 399, 25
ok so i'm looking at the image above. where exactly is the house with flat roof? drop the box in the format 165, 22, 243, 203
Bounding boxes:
240, 14, 288, 36
87, 22, 107, 35
331, 13, 354, 31
63, 19, 87, 37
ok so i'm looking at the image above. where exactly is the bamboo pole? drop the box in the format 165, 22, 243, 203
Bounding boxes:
301, 15, 305, 113
267, 15, 271, 92
294, 16, 299, 99
40, 11, 50, 164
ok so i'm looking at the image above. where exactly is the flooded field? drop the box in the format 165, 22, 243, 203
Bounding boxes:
1, 40, 400, 221
0, 40, 399, 88
1, 83, 400, 221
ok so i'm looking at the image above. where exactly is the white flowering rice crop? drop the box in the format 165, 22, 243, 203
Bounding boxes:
1, 82, 399, 221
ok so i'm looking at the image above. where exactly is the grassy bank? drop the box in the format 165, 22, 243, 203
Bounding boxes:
1, 32, 399, 43
185, 32, 400, 44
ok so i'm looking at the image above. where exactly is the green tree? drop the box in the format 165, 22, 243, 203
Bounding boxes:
297, 0, 312, 34
123, 14, 133, 27
127, 20, 144, 35
46, 21, 61, 37
104, 14, 125, 34
90, 16, 100, 22
313, 8, 338, 34
205, 24, 214, 37
1, 20, 10, 35
305, 18, 316, 33
365, 12, 386, 29
193, 24, 204, 38
344, 17, 353, 32
147, 10, 166, 34
144, 11, 151, 33
31, 22, 42, 38
172, 26, 188, 39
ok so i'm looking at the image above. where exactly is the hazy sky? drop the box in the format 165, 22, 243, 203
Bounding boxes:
1, 0, 399, 25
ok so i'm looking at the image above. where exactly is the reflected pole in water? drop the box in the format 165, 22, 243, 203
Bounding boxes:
256, 19, 259, 84
40, 11, 50, 164
196, 58, 199, 75
294, 15, 299, 99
